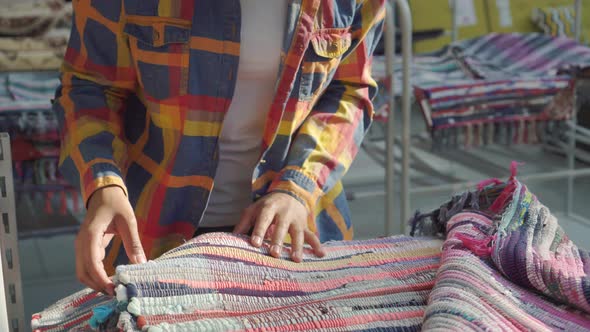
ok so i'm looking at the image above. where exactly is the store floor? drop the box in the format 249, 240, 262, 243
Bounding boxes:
18, 148, 590, 331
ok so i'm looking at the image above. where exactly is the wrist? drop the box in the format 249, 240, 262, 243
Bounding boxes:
87, 185, 127, 210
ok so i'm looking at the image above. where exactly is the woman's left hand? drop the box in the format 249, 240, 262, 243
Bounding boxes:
233, 192, 326, 262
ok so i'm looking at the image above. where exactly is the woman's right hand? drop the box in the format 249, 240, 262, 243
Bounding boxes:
75, 186, 146, 295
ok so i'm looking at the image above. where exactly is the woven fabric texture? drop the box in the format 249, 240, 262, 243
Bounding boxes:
33, 176, 590, 331
33, 234, 442, 331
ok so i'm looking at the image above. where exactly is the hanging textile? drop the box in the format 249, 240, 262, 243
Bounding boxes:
0, 71, 83, 234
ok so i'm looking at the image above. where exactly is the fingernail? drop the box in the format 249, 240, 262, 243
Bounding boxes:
252, 236, 262, 247
271, 245, 281, 256
135, 254, 147, 264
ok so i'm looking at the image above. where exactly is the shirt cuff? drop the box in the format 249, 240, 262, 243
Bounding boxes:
81, 162, 128, 208
267, 167, 323, 213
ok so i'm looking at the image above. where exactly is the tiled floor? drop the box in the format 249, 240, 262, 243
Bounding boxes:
16, 145, 590, 331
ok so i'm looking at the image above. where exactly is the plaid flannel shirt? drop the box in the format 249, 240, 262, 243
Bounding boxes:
55, 0, 385, 271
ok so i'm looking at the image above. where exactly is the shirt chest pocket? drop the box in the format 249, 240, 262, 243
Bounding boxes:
298, 28, 352, 101
123, 16, 191, 100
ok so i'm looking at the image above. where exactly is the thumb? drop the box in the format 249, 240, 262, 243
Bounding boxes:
116, 214, 146, 264
233, 205, 256, 235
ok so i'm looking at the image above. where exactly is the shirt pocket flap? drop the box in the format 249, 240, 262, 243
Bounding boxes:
124, 16, 191, 47
310, 28, 352, 59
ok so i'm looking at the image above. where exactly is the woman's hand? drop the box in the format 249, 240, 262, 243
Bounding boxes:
75, 186, 146, 295
233, 192, 326, 262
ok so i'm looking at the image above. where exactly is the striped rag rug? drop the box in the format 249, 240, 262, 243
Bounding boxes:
412, 33, 590, 148
32, 235, 443, 331
414, 76, 575, 148
371, 33, 590, 149
33, 176, 590, 331
412, 177, 590, 331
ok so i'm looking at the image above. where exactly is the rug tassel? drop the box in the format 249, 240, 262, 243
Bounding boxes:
537, 120, 545, 143
465, 124, 472, 149
474, 123, 481, 147
455, 233, 493, 257
494, 122, 499, 145
480, 123, 485, 147
530, 120, 538, 144
432, 129, 440, 151
506, 122, 514, 146
89, 303, 118, 330
500, 122, 506, 145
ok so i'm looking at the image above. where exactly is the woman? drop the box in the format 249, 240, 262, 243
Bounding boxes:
55, 0, 385, 295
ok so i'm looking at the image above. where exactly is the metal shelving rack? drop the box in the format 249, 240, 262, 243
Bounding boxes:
0, 133, 25, 332
382, 0, 590, 236
384, 0, 412, 236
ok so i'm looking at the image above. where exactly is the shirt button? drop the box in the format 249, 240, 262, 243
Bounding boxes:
153, 30, 160, 42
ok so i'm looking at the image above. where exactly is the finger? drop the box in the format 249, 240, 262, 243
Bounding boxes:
75, 236, 100, 292
233, 206, 255, 235
86, 231, 114, 295
290, 225, 304, 263
116, 214, 146, 264
304, 230, 325, 257
250, 205, 276, 247
101, 233, 115, 248
269, 217, 290, 258
81, 270, 102, 294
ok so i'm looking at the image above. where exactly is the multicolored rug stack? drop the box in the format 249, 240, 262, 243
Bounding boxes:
372, 33, 590, 149
414, 33, 590, 149
32, 174, 590, 331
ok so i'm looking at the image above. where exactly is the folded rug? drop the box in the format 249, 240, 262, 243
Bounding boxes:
372, 33, 590, 149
